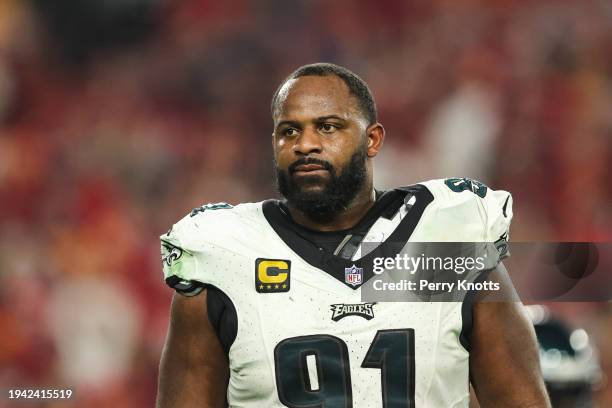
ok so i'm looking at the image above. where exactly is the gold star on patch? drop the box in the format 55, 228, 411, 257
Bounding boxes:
259, 285, 264, 290
267, 285, 271, 289
282, 284, 287, 288
274, 284, 279, 289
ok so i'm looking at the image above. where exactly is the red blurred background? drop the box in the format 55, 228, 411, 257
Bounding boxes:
0, 0, 610, 406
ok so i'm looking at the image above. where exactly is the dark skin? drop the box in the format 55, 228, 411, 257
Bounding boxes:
157, 291, 228, 407
157, 75, 550, 407
469, 265, 550, 407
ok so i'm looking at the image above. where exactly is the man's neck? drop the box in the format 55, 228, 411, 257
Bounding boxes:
287, 188, 376, 232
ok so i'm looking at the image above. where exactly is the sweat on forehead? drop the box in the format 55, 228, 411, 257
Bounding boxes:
273, 76, 361, 120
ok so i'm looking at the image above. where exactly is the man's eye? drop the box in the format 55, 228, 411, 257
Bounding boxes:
283, 128, 298, 136
319, 123, 338, 133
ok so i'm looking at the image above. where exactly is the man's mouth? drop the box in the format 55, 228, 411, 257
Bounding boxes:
292, 164, 329, 176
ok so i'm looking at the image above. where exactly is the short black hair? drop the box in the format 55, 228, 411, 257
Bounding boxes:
271, 63, 377, 125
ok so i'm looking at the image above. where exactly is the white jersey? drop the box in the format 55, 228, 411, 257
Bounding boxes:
160, 178, 513, 408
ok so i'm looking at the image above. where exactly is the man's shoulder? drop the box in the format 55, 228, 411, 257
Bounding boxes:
410, 177, 512, 208
405, 177, 513, 243
160, 200, 270, 295
161, 200, 266, 249
413, 177, 489, 198
186, 201, 263, 224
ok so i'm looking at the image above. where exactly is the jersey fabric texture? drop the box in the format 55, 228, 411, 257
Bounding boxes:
160, 178, 513, 408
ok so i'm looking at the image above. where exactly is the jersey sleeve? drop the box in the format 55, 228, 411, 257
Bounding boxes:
160, 202, 236, 296
432, 177, 513, 263
160, 213, 207, 296
482, 187, 513, 260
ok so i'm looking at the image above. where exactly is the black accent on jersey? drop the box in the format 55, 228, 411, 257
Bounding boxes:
262, 184, 433, 289
206, 285, 238, 355
334, 234, 363, 259
381, 191, 408, 220
459, 267, 495, 352
165, 275, 183, 289
164, 276, 205, 297
276, 188, 392, 256
502, 194, 510, 218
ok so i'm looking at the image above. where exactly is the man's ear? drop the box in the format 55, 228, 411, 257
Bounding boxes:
366, 123, 385, 157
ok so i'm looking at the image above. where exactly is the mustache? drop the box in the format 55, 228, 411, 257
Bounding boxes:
288, 157, 333, 174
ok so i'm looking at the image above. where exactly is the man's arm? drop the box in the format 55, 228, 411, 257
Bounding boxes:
157, 290, 229, 408
469, 267, 550, 407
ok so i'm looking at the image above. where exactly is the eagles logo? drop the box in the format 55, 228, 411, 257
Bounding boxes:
330, 303, 376, 321
494, 232, 510, 259
161, 242, 183, 267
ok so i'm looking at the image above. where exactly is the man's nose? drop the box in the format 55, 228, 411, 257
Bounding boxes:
292, 127, 322, 155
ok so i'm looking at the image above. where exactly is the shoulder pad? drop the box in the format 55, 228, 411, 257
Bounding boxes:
160, 202, 235, 295
160, 201, 262, 294
420, 178, 513, 255
163, 202, 237, 249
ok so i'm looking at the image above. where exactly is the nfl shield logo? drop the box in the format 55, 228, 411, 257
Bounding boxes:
344, 265, 363, 287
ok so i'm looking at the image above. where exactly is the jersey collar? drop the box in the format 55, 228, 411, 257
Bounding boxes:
262, 184, 433, 289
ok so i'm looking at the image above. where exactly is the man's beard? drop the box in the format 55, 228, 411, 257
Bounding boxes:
275, 147, 368, 224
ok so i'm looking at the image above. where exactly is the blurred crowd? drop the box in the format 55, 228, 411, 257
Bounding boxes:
0, 0, 610, 406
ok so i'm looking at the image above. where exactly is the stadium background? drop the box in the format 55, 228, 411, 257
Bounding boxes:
0, 0, 610, 406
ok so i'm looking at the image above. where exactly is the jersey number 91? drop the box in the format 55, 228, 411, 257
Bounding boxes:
274, 329, 416, 408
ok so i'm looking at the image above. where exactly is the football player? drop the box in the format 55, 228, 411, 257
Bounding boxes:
156, 63, 551, 407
